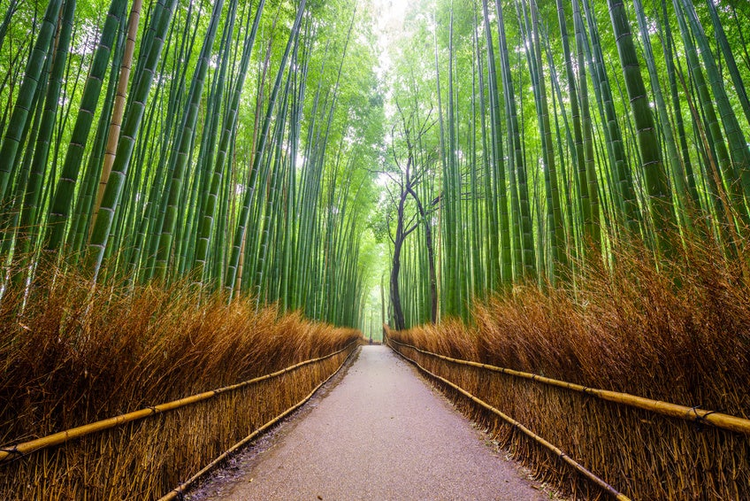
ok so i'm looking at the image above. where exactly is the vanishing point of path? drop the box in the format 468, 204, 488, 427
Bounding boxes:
189, 345, 548, 500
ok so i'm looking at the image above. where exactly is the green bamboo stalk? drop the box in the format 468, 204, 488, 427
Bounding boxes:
581, 0, 640, 235
705, 0, 750, 128
68, 13, 126, 256
633, 0, 693, 233
495, 0, 535, 279
14, 0, 75, 265
556, 0, 594, 258
225, 0, 307, 298
607, 0, 675, 253
658, 0, 699, 208
678, 0, 750, 212
2, 43, 51, 273
572, 0, 600, 249
480, 0, 504, 287
86, 0, 178, 280
530, 0, 565, 279
153, 0, 225, 281
89, 0, 142, 243
672, 0, 745, 228
194, 0, 264, 286
0, 0, 62, 201
44, 0, 126, 255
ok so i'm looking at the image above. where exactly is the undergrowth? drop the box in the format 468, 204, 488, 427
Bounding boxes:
389, 234, 750, 499
0, 267, 359, 498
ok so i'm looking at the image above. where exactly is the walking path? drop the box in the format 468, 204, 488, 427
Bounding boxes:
188, 345, 548, 500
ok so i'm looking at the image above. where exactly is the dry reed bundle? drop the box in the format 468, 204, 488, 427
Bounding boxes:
387, 237, 750, 500
0, 269, 360, 499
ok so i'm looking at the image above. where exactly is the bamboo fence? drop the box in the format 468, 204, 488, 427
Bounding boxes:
158, 342, 356, 500
389, 339, 750, 435
388, 337, 750, 500
0, 341, 358, 499
390, 341, 630, 500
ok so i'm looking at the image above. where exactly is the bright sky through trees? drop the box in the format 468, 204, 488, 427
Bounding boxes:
371, 0, 409, 79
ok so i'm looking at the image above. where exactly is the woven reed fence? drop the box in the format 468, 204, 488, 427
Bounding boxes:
0, 342, 357, 500
388, 336, 750, 500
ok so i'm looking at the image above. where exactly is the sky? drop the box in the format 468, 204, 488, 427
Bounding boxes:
371, 0, 409, 30
370, 0, 410, 79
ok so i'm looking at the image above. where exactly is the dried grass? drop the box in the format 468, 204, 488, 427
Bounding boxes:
389, 236, 750, 500
0, 268, 359, 499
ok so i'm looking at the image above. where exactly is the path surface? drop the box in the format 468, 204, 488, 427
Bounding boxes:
188, 345, 547, 500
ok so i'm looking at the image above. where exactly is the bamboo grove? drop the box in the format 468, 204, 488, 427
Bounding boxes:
380, 0, 750, 328
0, 0, 383, 327
2, 0, 750, 334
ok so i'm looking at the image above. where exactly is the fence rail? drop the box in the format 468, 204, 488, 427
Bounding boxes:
389, 339, 630, 500
0, 341, 358, 464
158, 342, 357, 500
388, 338, 750, 435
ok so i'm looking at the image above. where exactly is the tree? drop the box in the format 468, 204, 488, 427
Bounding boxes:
383, 101, 437, 329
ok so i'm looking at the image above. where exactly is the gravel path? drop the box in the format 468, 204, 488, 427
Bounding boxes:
189, 345, 548, 500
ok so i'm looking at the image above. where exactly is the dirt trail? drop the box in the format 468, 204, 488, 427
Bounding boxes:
188, 345, 548, 500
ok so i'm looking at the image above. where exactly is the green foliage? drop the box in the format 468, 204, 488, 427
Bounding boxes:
0, 0, 385, 331
1, 0, 750, 333
377, 0, 750, 327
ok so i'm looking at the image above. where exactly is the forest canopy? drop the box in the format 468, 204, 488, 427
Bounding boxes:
0, 0, 749, 334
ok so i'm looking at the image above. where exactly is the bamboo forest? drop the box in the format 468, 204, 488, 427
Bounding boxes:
1, 0, 749, 498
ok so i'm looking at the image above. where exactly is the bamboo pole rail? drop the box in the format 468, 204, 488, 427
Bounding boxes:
389, 338, 750, 435
0, 341, 358, 464
389, 341, 631, 501
158, 343, 357, 500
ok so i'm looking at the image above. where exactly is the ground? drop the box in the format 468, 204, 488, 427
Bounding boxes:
187, 345, 554, 500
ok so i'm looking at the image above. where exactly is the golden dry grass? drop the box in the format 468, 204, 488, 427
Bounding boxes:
0, 269, 359, 499
389, 236, 750, 500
